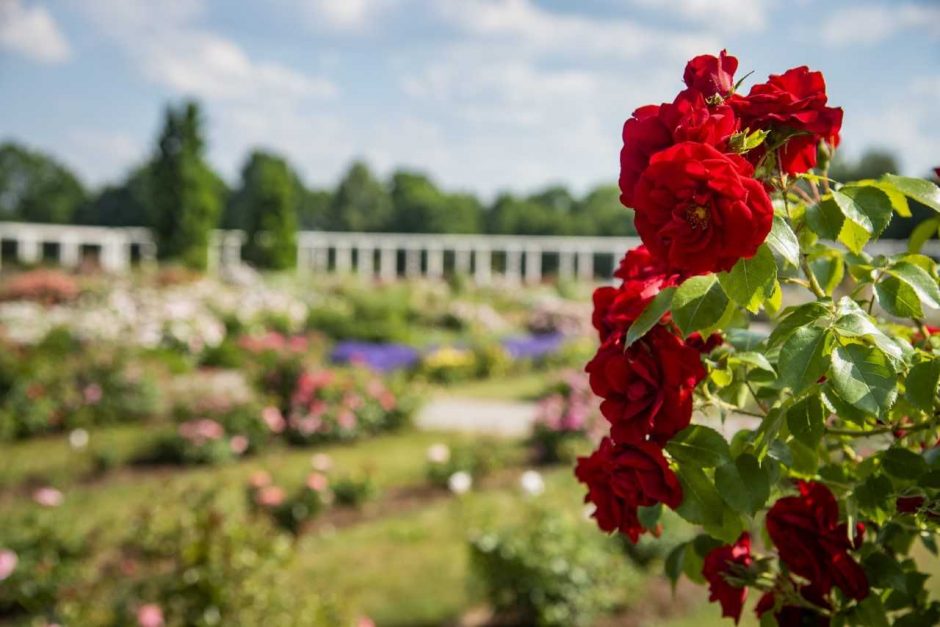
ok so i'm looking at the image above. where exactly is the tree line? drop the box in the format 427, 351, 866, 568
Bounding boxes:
0, 100, 934, 269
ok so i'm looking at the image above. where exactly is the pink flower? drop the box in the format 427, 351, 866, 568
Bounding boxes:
229, 435, 249, 455
310, 454, 333, 472
249, 471, 272, 489
0, 549, 17, 581
33, 487, 64, 507
178, 419, 225, 444
256, 485, 286, 508
136, 604, 165, 627
337, 409, 357, 431
83, 383, 103, 405
261, 406, 286, 433
357, 617, 376, 627
306, 472, 329, 492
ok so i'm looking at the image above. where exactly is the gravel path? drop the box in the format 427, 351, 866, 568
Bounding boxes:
416, 394, 761, 438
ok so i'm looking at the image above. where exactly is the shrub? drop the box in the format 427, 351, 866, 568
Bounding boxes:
63, 493, 349, 626
426, 441, 505, 489
469, 509, 632, 626
0, 510, 89, 622
529, 371, 601, 464
331, 473, 377, 508
247, 471, 331, 535
0, 269, 80, 305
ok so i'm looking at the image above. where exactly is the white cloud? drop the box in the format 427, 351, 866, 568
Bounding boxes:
821, 4, 940, 47
0, 0, 71, 63
843, 76, 940, 177
77, 0, 336, 104
629, 0, 770, 33
436, 0, 717, 61
297, 0, 371, 31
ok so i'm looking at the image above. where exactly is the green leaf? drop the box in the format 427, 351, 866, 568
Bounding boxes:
637, 503, 663, 530
729, 351, 776, 375
787, 394, 825, 447
887, 261, 940, 310
838, 216, 872, 255
905, 359, 940, 412
624, 286, 675, 348
882, 448, 928, 480
806, 196, 844, 240
674, 465, 724, 526
821, 381, 870, 425
832, 188, 873, 232
664, 543, 685, 590
768, 302, 832, 347
851, 595, 891, 627
672, 274, 730, 337
909, 216, 940, 254
860, 180, 911, 217
718, 245, 777, 313
778, 325, 830, 394
831, 300, 908, 366
766, 215, 800, 267
666, 425, 732, 468
829, 344, 898, 417
883, 174, 940, 213
839, 185, 893, 237
714, 453, 770, 515
809, 250, 845, 295
875, 276, 923, 319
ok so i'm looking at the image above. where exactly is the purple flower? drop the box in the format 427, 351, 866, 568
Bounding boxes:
330, 342, 420, 372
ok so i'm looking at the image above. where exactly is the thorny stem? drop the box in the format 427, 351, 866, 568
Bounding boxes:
826, 418, 936, 438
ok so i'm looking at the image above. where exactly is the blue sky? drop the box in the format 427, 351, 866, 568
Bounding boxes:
1, 0, 938, 197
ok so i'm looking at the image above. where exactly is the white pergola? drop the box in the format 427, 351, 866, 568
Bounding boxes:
0, 222, 155, 272
1, 222, 938, 284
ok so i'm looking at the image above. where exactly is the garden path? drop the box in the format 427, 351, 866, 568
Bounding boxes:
415, 395, 760, 438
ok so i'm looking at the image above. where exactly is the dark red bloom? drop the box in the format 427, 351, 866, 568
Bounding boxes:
755, 586, 831, 627
684, 50, 738, 99
574, 437, 682, 542
765, 481, 869, 600
703, 532, 752, 624
687, 332, 723, 354
632, 141, 774, 275
896, 495, 925, 514
619, 89, 738, 209
586, 325, 705, 444
592, 245, 681, 341
729, 66, 843, 175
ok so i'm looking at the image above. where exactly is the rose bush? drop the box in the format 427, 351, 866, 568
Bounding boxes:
581, 50, 940, 626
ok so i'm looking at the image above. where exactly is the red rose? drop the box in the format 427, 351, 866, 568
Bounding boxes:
730, 66, 843, 175
755, 585, 831, 627
592, 245, 680, 341
586, 325, 705, 444
684, 50, 738, 99
632, 141, 774, 275
896, 495, 925, 514
765, 481, 869, 601
703, 532, 752, 624
619, 89, 738, 208
574, 437, 682, 542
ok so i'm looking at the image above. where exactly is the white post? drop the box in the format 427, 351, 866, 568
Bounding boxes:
427, 246, 444, 279
505, 247, 522, 285
17, 231, 40, 265
558, 249, 574, 281
474, 246, 492, 285
313, 245, 328, 273
358, 245, 375, 278
405, 247, 421, 278
379, 246, 396, 280
141, 240, 158, 270
335, 244, 352, 274
577, 249, 593, 281
524, 246, 542, 285
455, 247, 471, 276
59, 236, 81, 268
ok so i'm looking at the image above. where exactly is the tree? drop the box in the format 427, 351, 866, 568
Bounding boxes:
0, 142, 87, 223
231, 150, 298, 270
325, 161, 392, 232
74, 163, 153, 227
829, 149, 898, 182
389, 170, 482, 233
148, 101, 223, 270
573, 185, 637, 236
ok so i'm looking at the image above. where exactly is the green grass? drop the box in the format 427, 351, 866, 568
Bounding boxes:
432, 370, 553, 401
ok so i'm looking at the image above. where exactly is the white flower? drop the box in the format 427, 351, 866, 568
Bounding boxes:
68, 428, 89, 450
519, 470, 545, 496
310, 453, 333, 472
426, 443, 451, 464
448, 471, 472, 495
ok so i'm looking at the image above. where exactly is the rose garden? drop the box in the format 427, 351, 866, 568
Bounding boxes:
1, 50, 939, 627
